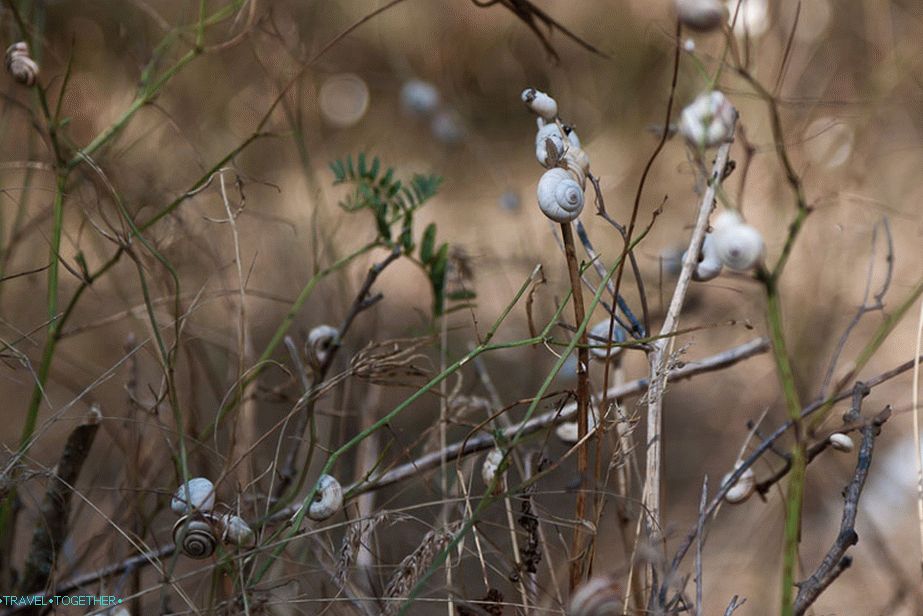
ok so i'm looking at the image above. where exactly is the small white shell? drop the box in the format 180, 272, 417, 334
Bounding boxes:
171, 477, 216, 515
556, 406, 599, 444
5, 42, 38, 87
173, 516, 218, 559
675, 0, 725, 31
521, 87, 558, 120
679, 90, 736, 148
562, 147, 590, 189
537, 168, 584, 223
221, 514, 255, 547
713, 222, 764, 270
481, 448, 505, 486
563, 125, 581, 149
400, 79, 440, 116
828, 433, 854, 453
588, 319, 627, 361
308, 474, 343, 521
685, 233, 723, 281
712, 209, 743, 232
307, 325, 339, 368
568, 575, 622, 615
535, 122, 565, 168
722, 466, 756, 504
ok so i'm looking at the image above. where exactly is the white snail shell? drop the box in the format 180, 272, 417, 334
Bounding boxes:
221, 514, 255, 547
5, 42, 38, 87
521, 87, 558, 120
537, 168, 584, 223
308, 474, 343, 521
686, 233, 723, 281
562, 147, 590, 189
713, 221, 764, 271
588, 319, 627, 361
556, 404, 600, 444
400, 79, 440, 116
171, 477, 216, 515
563, 125, 581, 149
679, 90, 736, 148
722, 466, 756, 504
828, 433, 854, 453
173, 516, 218, 559
568, 575, 622, 615
307, 325, 339, 368
675, 0, 725, 31
481, 448, 505, 486
535, 122, 565, 168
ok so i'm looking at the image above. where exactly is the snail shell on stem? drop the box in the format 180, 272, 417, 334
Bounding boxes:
521, 87, 558, 120
828, 433, 854, 453
171, 477, 216, 515
221, 513, 256, 547
675, 0, 725, 31
480, 448, 505, 486
685, 233, 723, 281
722, 465, 756, 504
5, 42, 38, 87
536, 168, 584, 223
173, 515, 218, 559
307, 474, 343, 521
588, 319, 627, 362
535, 122, 565, 168
568, 575, 622, 615
679, 90, 736, 148
307, 325, 339, 369
713, 219, 764, 271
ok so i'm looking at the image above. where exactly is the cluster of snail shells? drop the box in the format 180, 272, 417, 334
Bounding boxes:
5, 42, 38, 87
686, 210, 764, 280
674, 0, 725, 32
679, 90, 736, 149
568, 575, 622, 615
306, 324, 339, 369
291, 474, 344, 527
170, 477, 255, 559
523, 88, 590, 224
721, 464, 756, 505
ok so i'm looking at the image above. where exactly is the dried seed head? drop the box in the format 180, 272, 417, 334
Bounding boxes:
675, 0, 725, 31
828, 433, 854, 453
521, 87, 558, 120
171, 477, 216, 515
679, 90, 736, 148
5, 42, 38, 87
568, 575, 622, 615
722, 465, 756, 504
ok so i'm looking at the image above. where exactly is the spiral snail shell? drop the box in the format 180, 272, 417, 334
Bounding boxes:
712, 215, 764, 271
568, 575, 622, 615
307, 474, 343, 521
675, 0, 725, 31
588, 319, 627, 362
173, 516, 218, 559
220, 513, 256, 547
685, 232, 723, 281
171, 477, 216, 515
722, 465, 756, 505
521, 87, 558, 120
5, 42, 38, 87
307, 325, 339, 369
828, 433, 854, 453
537, 168, 584, 223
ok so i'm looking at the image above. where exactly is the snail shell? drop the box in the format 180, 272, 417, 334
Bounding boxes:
563, 124, 581, 149
588, 319, 627, 362
686, 233, 723, 281
561, 147, 590, 189
221, 513, 256, 547
308, 474, 343, 521
713, 221, 764, 271
679, 90, 736, 148
521, 87, 558, 120
828, 433, 854, 453
307, 325, 339, 368
537, 168, 584, 223
568, 575, 622, 615
171, 477, 216, 515
675, 0, 725, 31
5, 42, 38, 87
722, 466, 756, 504
173, 515, 218, 559
556, 404, 599, 444
480, 447, 505, 486
535, 122, 565, 168
400, 79, 440, 116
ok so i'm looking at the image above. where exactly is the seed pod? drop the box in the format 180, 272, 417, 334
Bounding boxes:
568, 575, 622, 615
171, 477, 216, 515
220, 513, 256, 547
173, 515, 218, 559
308, 474, 343, 521
679, 90, 736, 148
5, 42, 38, 87
481, 448, 505, 486
828, 433, 854, 453
675, 0, 725, 31
521, 87, 558, 120
722, 466, 756, 504
307, 325, 338, 369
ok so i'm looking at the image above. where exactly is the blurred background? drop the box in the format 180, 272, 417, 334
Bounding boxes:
1, 0, 922, 613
